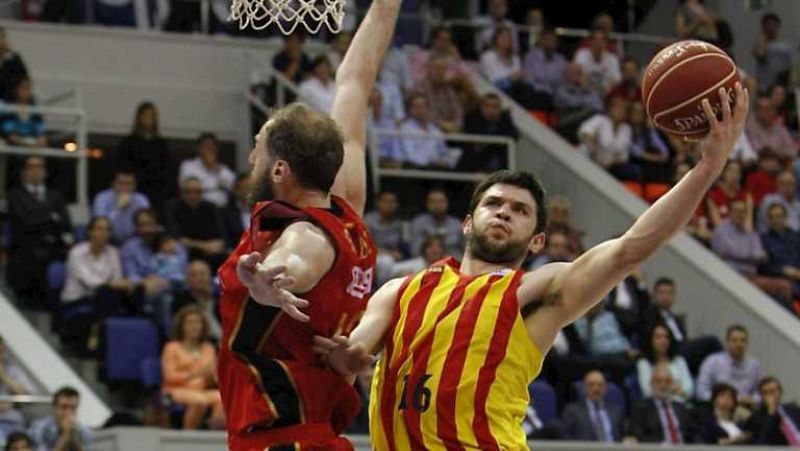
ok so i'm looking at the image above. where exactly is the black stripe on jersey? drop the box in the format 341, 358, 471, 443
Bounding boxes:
230, 297, 302, 427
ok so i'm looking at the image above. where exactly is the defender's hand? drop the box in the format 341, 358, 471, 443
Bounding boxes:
313, 335, 375, 376
237, 252, 310, 322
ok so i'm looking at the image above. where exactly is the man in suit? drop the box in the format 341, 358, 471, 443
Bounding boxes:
744, 376, 800, 445
629, 363, 697, 444
6, 156, 73, 308
561, 370, 624, 442
642, 277, 722, 374
605, 268, 650, 342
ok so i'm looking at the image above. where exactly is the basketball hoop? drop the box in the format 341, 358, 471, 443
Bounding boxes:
230, 0, 346, 34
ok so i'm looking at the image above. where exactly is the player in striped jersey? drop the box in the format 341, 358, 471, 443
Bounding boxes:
314, 83, 749, 450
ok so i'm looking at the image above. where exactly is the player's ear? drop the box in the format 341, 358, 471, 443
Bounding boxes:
462, 214, 473, 235
527, 232, 546, 255
272, 160, 289, 184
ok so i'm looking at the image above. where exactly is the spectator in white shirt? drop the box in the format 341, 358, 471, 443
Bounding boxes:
578, 96, 640, 181
391, 234, 446, 278
299, 56, 337, 115
178, 133, 235, 208
327, 31, 352, 73
573, 29, 622, 96
480, 27, 523, 90
473, 0, 519, 54
398, 93, 450, 168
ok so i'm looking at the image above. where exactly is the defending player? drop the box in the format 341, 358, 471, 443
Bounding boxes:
314, 84, 749, 450
215, 1, 401, 449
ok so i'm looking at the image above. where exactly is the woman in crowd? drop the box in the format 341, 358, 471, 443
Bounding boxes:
117, 102, 169, 214
697, 383, 752, 445
636, 323, 694, 403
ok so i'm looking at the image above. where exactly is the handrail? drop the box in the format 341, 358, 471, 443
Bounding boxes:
244, 50, 303, 108
368, 127, 517, 193
0, 394, 51, 404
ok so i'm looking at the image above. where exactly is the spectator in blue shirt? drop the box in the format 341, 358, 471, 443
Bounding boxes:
28, 387, 91, 451
91, 169, 150, 244
760, 202, 800, 299
1, 76, 45, 148
398, 93, 450, 169
368, 88, 402, 167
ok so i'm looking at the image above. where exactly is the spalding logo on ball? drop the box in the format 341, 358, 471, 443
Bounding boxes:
642, 39, 739, 139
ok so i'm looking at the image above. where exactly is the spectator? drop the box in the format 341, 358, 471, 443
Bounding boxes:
697, 383, 752, 445
397, 94, 450, 169
91, 169, 150, 244
221, 173, 252, 249
746, 95, 797, 162
573, 303, 637, 365
675, 0, 718, 42
409, 188, 463, 258
7, 156, 73, 309
636, 324, 694, 403
459, 93, 518, 172
757, 170, 800, 233
573, 30, 621, 96
696, 325, 762, 407
529, 229, 576, 269
379, 45, 413, 93
4, 431, 33, 451
151, 235, 187, 292
480, 27, 524, 90
0, 336, 35, 438
706, 161, 748, 228
0, 28, 29, 102
299, 56, 337, 115
553, 63, 604, 142
560, 371, 624, 442
326, 31, 352, 73
522, 7, 544, 50
365, 191, 408, 260
604, 267, 649, 343
178, 133, 235, 208
760, 203, 800, 302
711, 199, 773, 281
578, 97, 640, 182
390, 235, 445, 279
161, 306, 224, 430
116, 102, 170, 214
472, 0, 518, 54
61, 217, 134, 353
743, 376, 800, 445
368, 88, 403, 167
522, 27, 568, 95
607, 57, 641, 102
164, 177, 226, 269
121, 208, 185, 297
629, 102, 670, 183
1, 76, 45, 147
172, 261, 221, 342
629, 364, 697, 444
753, 13, 793, 92
745, 148, 781, 206
642, 277, 722, 374
271, 32, 311, 84
768, 83, 793, 128
408, 26, 471, 85
576, 12, 619, 54
29, 387, 91, 451
545, 195, 585, 254
414, 55, 463, 133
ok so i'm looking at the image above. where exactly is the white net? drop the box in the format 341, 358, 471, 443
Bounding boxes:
230, 0, 346, 34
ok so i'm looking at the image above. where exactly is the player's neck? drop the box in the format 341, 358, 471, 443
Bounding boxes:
459, 253, 517, 276
278, 188, 330, 209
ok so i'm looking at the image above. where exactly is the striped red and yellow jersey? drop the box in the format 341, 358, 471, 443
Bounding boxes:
369, 257, 544, 450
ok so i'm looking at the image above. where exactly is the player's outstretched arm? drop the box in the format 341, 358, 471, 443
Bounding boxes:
237, 221, 335, 322
329, 0, 402, 216
520, 83, 749, 351
313, 277, 403, 375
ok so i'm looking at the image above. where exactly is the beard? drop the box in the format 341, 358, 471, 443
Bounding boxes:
465, 227, 531, 265
249, 172, 275, 206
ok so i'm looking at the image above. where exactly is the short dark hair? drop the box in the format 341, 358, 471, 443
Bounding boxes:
265, 103, 344, 193
134, 207, 158, 226
758, 376, 782, 394
468, 170, 548, 234
643, 322, 679, 363
761, 12, 780, 26
654, 277, 675, 290
377, 190, 397, 200
87, 216, 112, 234
4, 431, 33, 451
711, 382, 738, 404
53, 386, 80, 405
483, 92, 502, 103
172, 305, 209, 341
421, 234, 444, 255
197, 132, 218, 146
726, 324, 748, 339
767, 202, 788, 216
310, 55, 332, 71
405, 92, 427, 111
427, 25, 451, 47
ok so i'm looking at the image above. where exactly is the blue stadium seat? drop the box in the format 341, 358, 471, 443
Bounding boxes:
46, 261, 67, 291
105, 318, 159, 382
625, 373, 643, 402
529, 380, 558, 423
573, 380, 626, 415
141, 357, 162, 389
74, 224, 87, 242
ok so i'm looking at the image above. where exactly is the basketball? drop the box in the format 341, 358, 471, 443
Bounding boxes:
642, 39, 740, 139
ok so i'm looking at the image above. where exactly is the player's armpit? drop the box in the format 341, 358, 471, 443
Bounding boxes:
259, 221, 336, 294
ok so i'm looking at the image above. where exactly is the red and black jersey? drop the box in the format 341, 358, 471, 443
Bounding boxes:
217, 195, 376, 450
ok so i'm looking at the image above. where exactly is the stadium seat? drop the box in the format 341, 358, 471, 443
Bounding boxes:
621, 181, 644, 198
46, 261, 67, 291
74, 224, 87, 242
105, 317, 159, 382
529, 380, 558, 423
625, 374, 643, 402
644, 183, 671, 203
572, 380, 626, 415
141, 357, 162, 390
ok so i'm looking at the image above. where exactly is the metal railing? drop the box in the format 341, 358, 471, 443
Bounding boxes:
0, 101, 89, 207
368, 127, 517, 193
0, 394, 51, 404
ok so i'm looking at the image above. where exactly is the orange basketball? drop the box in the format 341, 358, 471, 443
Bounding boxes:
642, 40, 740, 139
